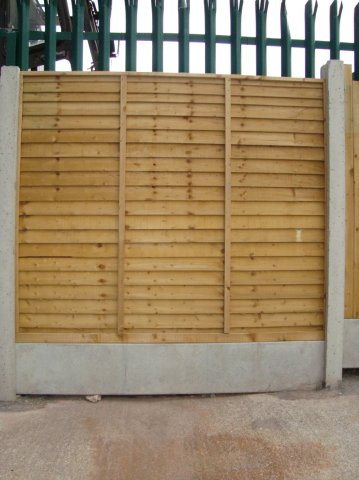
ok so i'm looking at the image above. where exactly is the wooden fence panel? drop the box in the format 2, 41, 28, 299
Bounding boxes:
17, 72, 326, 343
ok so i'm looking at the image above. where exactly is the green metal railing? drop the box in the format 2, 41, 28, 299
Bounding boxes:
0, 0, 358, 78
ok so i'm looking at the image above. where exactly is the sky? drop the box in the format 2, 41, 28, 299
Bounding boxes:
57, 0, 358, 78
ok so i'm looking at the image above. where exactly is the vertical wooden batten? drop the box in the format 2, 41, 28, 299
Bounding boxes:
344, 65, 354, 318
224, 77, 232, 334
352, 80, 359, 317
118, 74, 127, 335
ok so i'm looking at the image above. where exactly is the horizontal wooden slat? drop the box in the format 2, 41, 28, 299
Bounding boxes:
124, 312, 323, 329
23, 92, 120, 102
127, 130, 224, 144
19, 243, 118, 258
124, 299, 223, 314
232, 173, 324, 188
19, 271, 117, 285
20, 215, 118, 230
232, 202, 324, 216
231, 270, 324, 285
232, 146, 324, 162
231, 312, 323, 328
232, 105, 323, 120
22, 130, 120, 143
231, 256, 324, 271
125, 215, 224, 230
231, 298, 323, 314
16, 328, 325, 344
232, 188, 324, 202
232, 132, 323, 147
126, 172, 224, 187
20, 299, 117, 314
124, 285, 223, 299
20, 186, 119, 201
20, 201, 118, 216
23, 102, 121, 115
21, 143, 118, 158
124, 284, 322, 300
124, 271, 224, 285
232, 216, 324, 229
21, 158, 119, 172
128, 116, 224, 131
231, 85, 323, 99
232, 159, 324, 175
19, 285, 117, 299
128, 93, 225, 104
20, 314, 117, 329
124, 314, 222, 329
124, 257, 223, 271
231, 96, 322, 108
231, 229, 325, 243
124, 243, 223, 258
21, 172, 119, 186
23, 82, 121, 93
231, 243, 324, 257
127, 143, 224, 158
231, 284, 323, 299
231, 118, 323, 134
22, 115, 121, 130
19, 230, 118, 244
19, 258, 117, 271
126, 102, 224, 117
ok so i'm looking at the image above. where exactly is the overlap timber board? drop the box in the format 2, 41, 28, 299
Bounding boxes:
17, 72, 325, 343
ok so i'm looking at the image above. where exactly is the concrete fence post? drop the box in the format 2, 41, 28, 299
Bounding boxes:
0, 66, 21, 401
321, 60, 346, 388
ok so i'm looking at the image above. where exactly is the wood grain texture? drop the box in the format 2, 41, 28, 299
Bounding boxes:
18, 72, 326, 341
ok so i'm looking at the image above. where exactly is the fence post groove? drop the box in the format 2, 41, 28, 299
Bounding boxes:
224, 77, 232, 334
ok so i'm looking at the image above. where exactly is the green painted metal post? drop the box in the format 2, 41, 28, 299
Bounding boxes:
71, 0, 84, 71
230, 0, 243, 74
125, 0, 138, 71
330, 0, 343, 60
44, 0, 57, 71
98, 0, 111, 71
5, 32, 17, 66
204, 0, 216, 74
255, 0, 269, 76
280, 0, 291, 77
16, 0, 30, 71
355, 3, 359, 80
305, 0, 318, 78
152, 0, 164, 72
178, 0, 190, 73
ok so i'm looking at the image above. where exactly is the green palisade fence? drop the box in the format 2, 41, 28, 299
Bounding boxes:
1, 0, 359, 79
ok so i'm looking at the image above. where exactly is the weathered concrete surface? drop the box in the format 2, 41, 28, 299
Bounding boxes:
0, 371, 358, 480
16, 341, 325, 395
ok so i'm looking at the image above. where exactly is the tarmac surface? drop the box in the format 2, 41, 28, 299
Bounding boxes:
0, 370, 358, 480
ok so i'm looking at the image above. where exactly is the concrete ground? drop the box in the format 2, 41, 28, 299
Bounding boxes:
0, 371, 358, 480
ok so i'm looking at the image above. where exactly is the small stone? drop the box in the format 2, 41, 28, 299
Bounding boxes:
85, 395, 102, 403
